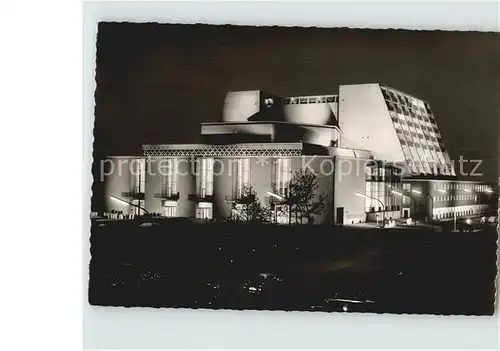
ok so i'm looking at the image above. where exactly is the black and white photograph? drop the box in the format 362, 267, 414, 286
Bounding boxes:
89, 23, 499, 315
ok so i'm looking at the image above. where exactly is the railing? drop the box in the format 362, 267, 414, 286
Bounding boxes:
153, 192, 180, 200
188, 194, 214, 202
121, 191, 145, 200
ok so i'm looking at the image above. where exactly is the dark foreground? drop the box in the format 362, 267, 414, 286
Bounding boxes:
88, 220, 498, 315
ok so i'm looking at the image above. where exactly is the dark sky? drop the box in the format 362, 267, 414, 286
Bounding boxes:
94, 22, 499, 184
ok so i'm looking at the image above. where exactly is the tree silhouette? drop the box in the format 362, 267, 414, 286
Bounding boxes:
228, 185, 271, 223
288, 169, 327, 224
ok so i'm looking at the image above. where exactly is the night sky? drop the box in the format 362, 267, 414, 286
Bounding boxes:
92, 23, 499, 209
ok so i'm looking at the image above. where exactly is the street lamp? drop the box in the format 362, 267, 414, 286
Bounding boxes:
391, 190, 417, 226
411, 189, 435, 230
356, 192, 386, 228
110, 196, 149, 216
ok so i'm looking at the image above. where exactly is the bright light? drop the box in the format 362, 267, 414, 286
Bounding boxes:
485, 189, 493, 193
466, 219, 472, 225
391, 190, 403, 196
248, 286, 257, 292
411, 189, 422, 195
437, 189, 446, 193
464, 189, 471, 193
267, 191, 284, 201
110, 196, 129, 206
355, 192, 368, 199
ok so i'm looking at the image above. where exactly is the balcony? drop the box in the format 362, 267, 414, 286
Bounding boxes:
188, 193, 214, 202
121, 191, 145, 200
153, 192, 180, 201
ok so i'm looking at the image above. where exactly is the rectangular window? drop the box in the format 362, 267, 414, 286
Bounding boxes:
163, 205, 178, 218
196, 202, 213, 219
198, 158, 214, 197
403, 183, 411, 191
132, 158, 146, 194
162, 158, 177, 197
131, 199, 146, 216
364, 181, 392, 213
236, 158, 251, 198
274, 158, 292, 196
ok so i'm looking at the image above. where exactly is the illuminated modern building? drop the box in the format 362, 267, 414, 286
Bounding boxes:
102, 84, 494, 224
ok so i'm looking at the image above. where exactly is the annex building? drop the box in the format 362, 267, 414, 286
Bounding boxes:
102, 83, 494, 225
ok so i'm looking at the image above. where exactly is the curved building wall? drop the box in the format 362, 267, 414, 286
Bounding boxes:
222, 90, 261, 122
103, 157, 136, 213
283, 100, 338, 126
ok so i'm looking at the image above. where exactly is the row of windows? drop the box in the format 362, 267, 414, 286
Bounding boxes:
162, 157, 293, 200
393, 119, 440, 136
398, 137, 444, 152
404, 182, 491, 194
433, 183, 490, 192
395, 126, 441, 142
389, 107, 454, 176
283, 95, 337, 105
432, 204, 489, 220
386, 101, 433, 120
433, 195, 477, 202
390, 108, 437, 127
381, 86, 432, 114
163, 203, 213, 219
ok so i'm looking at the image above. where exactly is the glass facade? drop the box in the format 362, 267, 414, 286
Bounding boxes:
364, 164, 401, 213
381, 85, 455, 176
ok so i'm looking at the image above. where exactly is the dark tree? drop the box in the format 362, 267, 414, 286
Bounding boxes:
288, 169, 328, 224
228, 185, 271, 223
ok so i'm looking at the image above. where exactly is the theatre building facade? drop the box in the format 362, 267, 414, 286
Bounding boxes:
101, 84, 495, 224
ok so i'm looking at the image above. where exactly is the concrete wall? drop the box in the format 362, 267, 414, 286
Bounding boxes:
176, 158, 196, 218
334, 156, 368, 224
222, 91, 261, 122
284, 101, 338, 125
103, 157, 137, 213
213, 158, 234, 220
338, 84, 406, 162
250, 156, 273, 206
201, 122, 275, 137
103, 153, 377, 225
144, 158, 163, 214
104, 157, 133, 213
